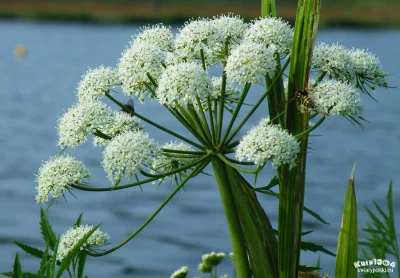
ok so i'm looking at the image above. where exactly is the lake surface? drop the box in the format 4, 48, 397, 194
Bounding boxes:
0, 21, 399, 277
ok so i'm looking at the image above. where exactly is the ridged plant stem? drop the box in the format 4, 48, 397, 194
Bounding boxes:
211, 158, 251, 278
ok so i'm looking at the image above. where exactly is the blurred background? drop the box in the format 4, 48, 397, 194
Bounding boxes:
1, 0, 399, 277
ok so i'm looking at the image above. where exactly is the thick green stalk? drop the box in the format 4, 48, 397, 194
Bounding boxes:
262, 0, 276, 17
211, 158, 251, 278
279, 1, 321, 278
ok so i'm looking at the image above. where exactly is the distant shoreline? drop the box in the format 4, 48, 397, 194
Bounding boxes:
1, 3, 400, 28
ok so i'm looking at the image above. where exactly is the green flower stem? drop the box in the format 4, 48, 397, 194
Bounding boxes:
87, 161, 209, 257
225, 58, 290, 145
213, 100, 219, 142
146, 72, 158, 87
162, 153, 203, 159
207, 97, 217, 145
200, 49, 207, 70
105, 92, 204, 150
221, 83, 251, 145
226, 157, 256, 166
279, 1, 321, 277
93, 129, 111, 140
312, 71, 327, 86
217, 40, 229, 143
294, 116, 325, 139
176, 106, 210, 146
262, 0, 276, 17
211, 158, 252, 278
194, 98, 214, 146
162, 148, 207, 155
266, 54, 286, 127
69, 156, 208, 191
216, 154, 260, 174
187, 106, 213, 147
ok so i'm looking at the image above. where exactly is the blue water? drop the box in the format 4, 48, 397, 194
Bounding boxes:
0, 21, 399, 277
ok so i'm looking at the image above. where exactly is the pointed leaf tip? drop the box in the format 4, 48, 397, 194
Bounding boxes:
350, 162, 356, 181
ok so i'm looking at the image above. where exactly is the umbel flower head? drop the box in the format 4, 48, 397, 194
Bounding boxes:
244, 17, 293, 55
118, 43, 167, 103
211, 14, 247, 47
133, 23, 174, 51
170, 266, 189, 278
57, 224, 109, 261
156, 62, 213, 109
152, 141, 196, 183
310, 79, 363, 117
35, 155, 91, 204
236, 119, 300, 169
57, 101, 114, 148
225, 41, 277, 85
93, 111, 143, 147
174, 18, 222, 65
76, 66, 120, 103
102, 130, 160, 185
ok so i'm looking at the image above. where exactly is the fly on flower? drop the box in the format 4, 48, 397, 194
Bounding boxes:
121, 98, 135, 113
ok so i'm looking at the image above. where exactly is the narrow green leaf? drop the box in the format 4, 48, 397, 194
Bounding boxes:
74, 213, 83, 227
298, 265, 320, 272
56, 224, 101, 278
40, 208, 57, 251
13, 253, 22, 278
21, 273, 37, 278
335, 163, 358, 278
77, 252, 87, 278
303, 206, 329, 225
12, 241, 44, 260
301, 241, 335, 256
365, 207, 388, 232
1, 272, 13, 278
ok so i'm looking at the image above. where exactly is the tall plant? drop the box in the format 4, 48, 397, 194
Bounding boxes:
2, 3, 392, 278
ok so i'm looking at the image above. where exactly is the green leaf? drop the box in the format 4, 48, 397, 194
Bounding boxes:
56, 224, 101, 278
227, 166, 279, 278
298, 265, 320, 272
301, 241, 335, 256
74, 213, 83, 227
13, 253, 22, 278
1, 273, 13, 278
335, 163, 358, 278
303, 206, 329, 225
40, 208, 57, 251
12, 241, 44, 260
77, 252, 87, 278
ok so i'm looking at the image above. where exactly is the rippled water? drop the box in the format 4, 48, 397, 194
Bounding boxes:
0, 21, 399, 277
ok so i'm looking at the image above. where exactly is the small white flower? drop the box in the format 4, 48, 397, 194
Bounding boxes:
170, 266, 189, 278
244, 17, 293, 55
57, 101, 114, 148
102, 131, 160, 185
201, 252, 226, 266
236, 119, 300, 169
212, 14, 247, 46
347, 48, 387, 87
310, 79, 362, 117
156, 62, 213, 108
35, 155, 91, 204
57, 224, 109, 261
152, 142, 196, 183
311, 42, 351, 79
133, 24, 174, 51
76, 66, 120, 103
93, 111, 143, 147
175, 18, 222, 65
225, 42, 277, 85
118, 43, 166, 103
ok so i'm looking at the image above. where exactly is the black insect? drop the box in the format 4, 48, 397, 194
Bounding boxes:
295, 89, 316, 110
121, 99, 135, 113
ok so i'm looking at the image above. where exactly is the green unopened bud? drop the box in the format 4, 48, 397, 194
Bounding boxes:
170, 266, 189, 278
198, 262, 213, 273
202, 251, 226, 267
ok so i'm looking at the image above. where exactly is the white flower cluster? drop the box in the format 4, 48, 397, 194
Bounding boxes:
77, 66, 120, 103
58, 101, 114, 148
57, 224, 109, 261
198, 252, 226, 273
175, 18, 221, 64
244, 17, 293, 55
133, 24, 174, 51
211, 14, 247, 46
118, 43, 166, 103
310, 79, 362, 117
93, 111, 143, 147
152, 142, 196, 182
170, 266, 189, 278
157, 62, 213, 109
102, 131, 160, 185
236, 119, 300, 169
35, 155, 91, 204
225, 42, 277, 85
312, 43, 387, 87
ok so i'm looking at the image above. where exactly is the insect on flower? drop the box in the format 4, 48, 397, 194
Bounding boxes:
295, 87, 316, 110
121, 99, 135, 113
